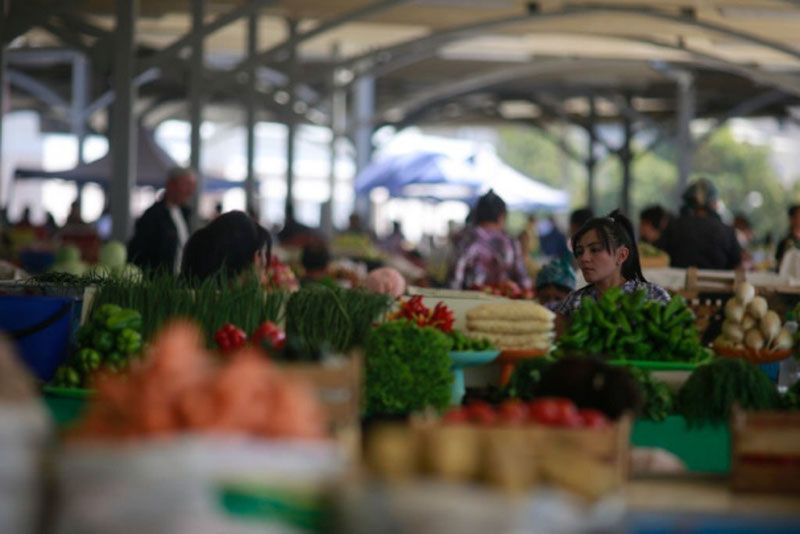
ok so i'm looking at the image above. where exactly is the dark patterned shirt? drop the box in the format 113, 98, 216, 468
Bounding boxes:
449, 226, 532, 290
555, 279, 671, 318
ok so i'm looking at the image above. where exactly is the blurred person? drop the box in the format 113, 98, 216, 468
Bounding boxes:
380, 221, 406, 255
734, 214, 755, 270
569, 207, 595, 238
449, 189, 532, 290
639, 205, 671, 246
538, 215, 569, 259
128, 166, 197, 274
535, 256, 576, 311
300, 241, 332, 285
277, 204, 323, 249
658, 178, 741, 270
518, 228, 540, 281
181, 210, 270, 282
776, 204, 800, 267
59, 200, 101, 263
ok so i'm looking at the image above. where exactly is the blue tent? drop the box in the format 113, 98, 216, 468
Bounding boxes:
355, 149, 569, 210
354, 151, 484, 199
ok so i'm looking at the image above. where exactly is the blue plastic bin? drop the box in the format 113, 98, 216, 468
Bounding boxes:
0, 295, 76, 381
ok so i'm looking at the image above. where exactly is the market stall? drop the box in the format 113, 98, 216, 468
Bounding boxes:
0, 269, 799, 533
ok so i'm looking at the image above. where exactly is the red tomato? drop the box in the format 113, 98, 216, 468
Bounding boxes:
579, 409, 608, 428
442, 407, 469, 425
498, 400, 529, 425
529, 398, 581, 427
467, 401, 497, 426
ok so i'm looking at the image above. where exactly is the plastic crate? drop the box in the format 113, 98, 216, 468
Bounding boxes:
631, 415, 731, 474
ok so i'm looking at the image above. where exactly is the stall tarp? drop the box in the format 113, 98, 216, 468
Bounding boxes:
354, 151, 484, 198
354, 146, 569, 211
14, 127, 238, 192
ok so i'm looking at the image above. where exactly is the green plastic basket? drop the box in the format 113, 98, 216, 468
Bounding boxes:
631, 415, 731, 473
608, 360, 701, 371
41, 386, 93, 428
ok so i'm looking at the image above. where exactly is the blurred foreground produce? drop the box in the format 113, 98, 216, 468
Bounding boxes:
50, 304, 143, 388
71, 320, 326, 440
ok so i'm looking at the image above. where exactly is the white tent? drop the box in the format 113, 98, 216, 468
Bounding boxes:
361, 129, 570, 211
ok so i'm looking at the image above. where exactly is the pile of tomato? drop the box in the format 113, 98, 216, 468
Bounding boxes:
443, 398, 608, 428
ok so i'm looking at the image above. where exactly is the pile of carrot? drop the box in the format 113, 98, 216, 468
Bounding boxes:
72, 320, 326, 440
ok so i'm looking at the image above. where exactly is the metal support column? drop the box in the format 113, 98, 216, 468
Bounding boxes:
0, 43, 6, 210
110, 0, 138, 242
322, 43, 344, 237
676, 72, 695, 203
586, 97, 597, 212
189, 0, 205, 231
284, 19, 298, 221
620, 110, 633, 217
244, 10, 258, 217
353, 74, 375, 223
71, 53, 89, 164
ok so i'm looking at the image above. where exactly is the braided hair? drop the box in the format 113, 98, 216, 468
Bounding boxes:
571, 209, 647, 283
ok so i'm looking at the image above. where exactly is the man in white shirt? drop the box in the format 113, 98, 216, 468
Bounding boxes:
128, 167, 197, 274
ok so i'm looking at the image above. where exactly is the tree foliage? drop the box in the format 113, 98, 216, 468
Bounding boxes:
495, 123, 790, 240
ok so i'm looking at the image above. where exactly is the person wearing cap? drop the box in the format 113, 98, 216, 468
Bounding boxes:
128, 167, 197, 274
449, 190, 532, 291
658, 178, 741, 270
535, 256, 576, 311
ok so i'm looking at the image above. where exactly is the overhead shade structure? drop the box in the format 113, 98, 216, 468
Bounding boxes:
14, 127, 237, 191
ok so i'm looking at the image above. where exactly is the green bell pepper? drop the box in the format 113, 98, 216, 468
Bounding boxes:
105, 309, 142, 332
92, 330, 115, 353
116, 328, 142, 355
78, 348, 102, 374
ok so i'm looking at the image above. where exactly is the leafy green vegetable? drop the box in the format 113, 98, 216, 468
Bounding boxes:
285, 285, 392, 354
677, 358, 778, 426
447, 330, 494, 352
626, 366, 673, 421
505, 357, 555, 400
365, 321, 453, 417
89, 269, 286, 344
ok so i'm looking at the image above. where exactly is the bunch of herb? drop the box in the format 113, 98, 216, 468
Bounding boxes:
677, 358, 778, 426
89, 269, 285, 344
364, 321, 453, 417
284, 285, 392, 354
626, 366, 674, 422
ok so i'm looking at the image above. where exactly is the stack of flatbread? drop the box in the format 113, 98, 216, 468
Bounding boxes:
466, 301, 555, 350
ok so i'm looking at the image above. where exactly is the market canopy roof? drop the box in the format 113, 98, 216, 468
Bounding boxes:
14, 127, 237, 191
6, 1, 800, 132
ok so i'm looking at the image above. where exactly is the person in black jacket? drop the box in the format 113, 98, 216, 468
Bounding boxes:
128, 167, 196, 274
659, 178, 741, 270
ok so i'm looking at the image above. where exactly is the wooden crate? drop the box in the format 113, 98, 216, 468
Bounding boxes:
279, 353, 362, 461
731, 408, 800, 493
368, 415, 632, 499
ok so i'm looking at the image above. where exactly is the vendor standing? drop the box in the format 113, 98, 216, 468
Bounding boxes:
658, 178, 741, 270
449, 190, 532, 291
556, 210, 670, 321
